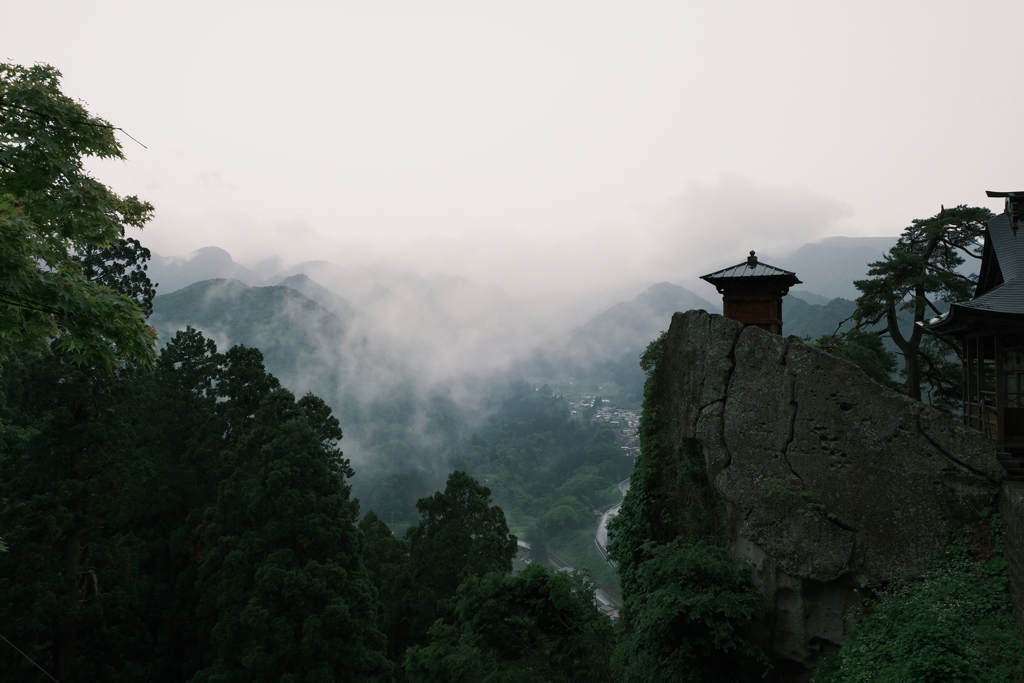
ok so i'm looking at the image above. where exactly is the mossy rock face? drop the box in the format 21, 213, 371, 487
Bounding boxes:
651, 310, 1003, 673
1002, 482, 1024, 635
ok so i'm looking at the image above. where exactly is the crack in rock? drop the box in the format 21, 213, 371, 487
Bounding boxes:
663, 310, 1002, 674
716, 326, 739, 471
779, 340, 806, 489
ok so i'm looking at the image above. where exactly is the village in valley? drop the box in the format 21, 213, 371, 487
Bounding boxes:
570, 396, 641, 459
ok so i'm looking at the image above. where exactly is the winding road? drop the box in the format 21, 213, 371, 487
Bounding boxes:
517, 478, 631, 619
595, 478, 631, 564
588, 478, 631, 618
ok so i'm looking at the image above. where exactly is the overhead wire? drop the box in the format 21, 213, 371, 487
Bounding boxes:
0, 632, 62, 683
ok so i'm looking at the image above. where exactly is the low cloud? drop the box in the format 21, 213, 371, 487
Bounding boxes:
137, 174, 856, 301
643, 174, 855, 279
356, 174, 857, 298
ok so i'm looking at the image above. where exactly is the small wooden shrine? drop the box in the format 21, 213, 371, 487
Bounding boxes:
924, 192, 1024, 475
700, 251, 801, 335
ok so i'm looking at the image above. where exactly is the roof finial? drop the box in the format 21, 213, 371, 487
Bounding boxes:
747, 250, 757, 268
986, 190, 1024, 235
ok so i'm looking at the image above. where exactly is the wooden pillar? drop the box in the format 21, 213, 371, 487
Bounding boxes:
964, 339, 972, 429
998, 335, 1007, 445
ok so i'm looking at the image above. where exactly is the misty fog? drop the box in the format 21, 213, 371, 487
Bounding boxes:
142, 223, 906, 525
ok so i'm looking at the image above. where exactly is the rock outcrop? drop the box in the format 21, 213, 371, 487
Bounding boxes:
658, 310, 1003, 673
1002, 482, 1024, 634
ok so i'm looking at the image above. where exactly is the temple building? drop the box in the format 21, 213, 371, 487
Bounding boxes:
923, 192, 1024, 479
700, 250, 801, 335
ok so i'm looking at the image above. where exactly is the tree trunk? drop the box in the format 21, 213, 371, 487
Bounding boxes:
885, 304, 923, 401
902, 239, 938, 402
57, 442, 85, 680
904, 351, 922, 401
57, 527, 82, 680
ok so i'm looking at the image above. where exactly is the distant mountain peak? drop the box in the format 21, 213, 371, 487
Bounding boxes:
644, 281, 682, 293
542, 282, 718, 364
277, 273, 360, 321
279, 273, 315, 286
771, 236, 899, 300
186, 246, 234, 262
148, 247, 263, 294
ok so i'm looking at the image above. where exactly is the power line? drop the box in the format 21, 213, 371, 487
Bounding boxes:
0, 101, 147, 149
0, 632, 61, 683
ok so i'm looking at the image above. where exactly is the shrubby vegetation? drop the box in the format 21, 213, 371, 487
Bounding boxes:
609, 333, 768, 682
817, 518, 1024, 682
613, 540, 765, 683
405, 564, 616, 683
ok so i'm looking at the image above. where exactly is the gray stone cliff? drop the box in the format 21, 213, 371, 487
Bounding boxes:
1002, 482, 1024, 634
660, 310, 1003, 672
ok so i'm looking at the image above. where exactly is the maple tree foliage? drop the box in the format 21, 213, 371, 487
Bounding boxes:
0, 62, 156, 370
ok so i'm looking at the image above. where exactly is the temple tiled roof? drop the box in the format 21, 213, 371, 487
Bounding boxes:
924, 211, 1024, 333
985, 213, 1024, 284
700, 251, 802, 285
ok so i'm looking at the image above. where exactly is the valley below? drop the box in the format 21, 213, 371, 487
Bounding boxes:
142, 240, 892, 598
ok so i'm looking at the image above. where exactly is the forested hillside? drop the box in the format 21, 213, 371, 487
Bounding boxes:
147, 276, 640, 550
149, 278, 399, 419
0, 65, 615, 681
145, 268, 865, 583
2, 254, 629, 679
2, 328, 613, 681
783, 293, 856, 339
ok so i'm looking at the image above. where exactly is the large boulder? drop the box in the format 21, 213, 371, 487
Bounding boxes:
659, 310, 1003, 672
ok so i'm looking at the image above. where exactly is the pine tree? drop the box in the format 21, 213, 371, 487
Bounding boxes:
0, 237, 158, 680
405, 564, 615, 683
0, 352, 152, 681
382, 471, 517, 667
852, 205, 992, 403
192, 382, 388, 683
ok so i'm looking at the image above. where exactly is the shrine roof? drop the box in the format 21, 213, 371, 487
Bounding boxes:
950, 280, 1024, 316
700, 251, 802, 285
924, 209, 1024, 333
987, 213, 1024, 283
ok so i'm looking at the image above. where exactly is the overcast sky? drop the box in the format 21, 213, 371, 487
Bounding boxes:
5, 1, 1022, 295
